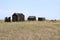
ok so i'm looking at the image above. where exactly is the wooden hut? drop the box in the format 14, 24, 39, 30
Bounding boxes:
5, 17, 11, 22
12, 13, 25, 22
27, 16, 36, 21
38, 17, 45, 21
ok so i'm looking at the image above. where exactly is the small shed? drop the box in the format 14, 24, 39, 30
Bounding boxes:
5, 17, 11, 22
27, 16, 36, 21
12, 13, 25, 22
38, 17, 45, 21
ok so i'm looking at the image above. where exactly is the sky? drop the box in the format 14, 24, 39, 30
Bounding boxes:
0, 0, 60, 20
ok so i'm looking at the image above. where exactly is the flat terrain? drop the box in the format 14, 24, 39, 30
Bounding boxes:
0, 21, 60, 40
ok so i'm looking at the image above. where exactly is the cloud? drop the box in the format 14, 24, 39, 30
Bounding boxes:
0, 9, 13, 20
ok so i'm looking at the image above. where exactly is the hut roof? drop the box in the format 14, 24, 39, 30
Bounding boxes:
13, 13, 24, 16
28, 16, 36, 18
38, 17, 45, 18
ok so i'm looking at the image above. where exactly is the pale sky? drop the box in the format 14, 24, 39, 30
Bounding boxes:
0, 0, 60, 20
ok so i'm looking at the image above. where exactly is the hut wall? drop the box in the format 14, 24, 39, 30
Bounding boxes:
38, 17, 45, 21
12, 14, 18, 22
28, 16, 36, 21
5, 17, 11, 22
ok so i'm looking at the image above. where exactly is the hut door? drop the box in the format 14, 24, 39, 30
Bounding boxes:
12, 15, 18, 22
14, 15, 18, 21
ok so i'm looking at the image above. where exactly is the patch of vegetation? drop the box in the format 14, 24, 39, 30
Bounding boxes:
0, 21, 60, 40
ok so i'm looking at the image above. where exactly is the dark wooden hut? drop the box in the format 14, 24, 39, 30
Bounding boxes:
38, 17, 45, 21
5, 17, 8, 22
27, 16, 36, 21
5, 17, 11, 22
12, 13, 25, 22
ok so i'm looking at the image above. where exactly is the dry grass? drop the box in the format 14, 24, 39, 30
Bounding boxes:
0, 21, 60, 40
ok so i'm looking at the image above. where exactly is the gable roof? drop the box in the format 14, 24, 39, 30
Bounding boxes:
13, 13, 24, 16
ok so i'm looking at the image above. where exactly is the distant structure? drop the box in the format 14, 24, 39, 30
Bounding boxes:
50, 19, 56, 22
12, 13, 25, 22
27, 16, 36, 21
38, 17, 45, 21
5, 17, 11, 22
